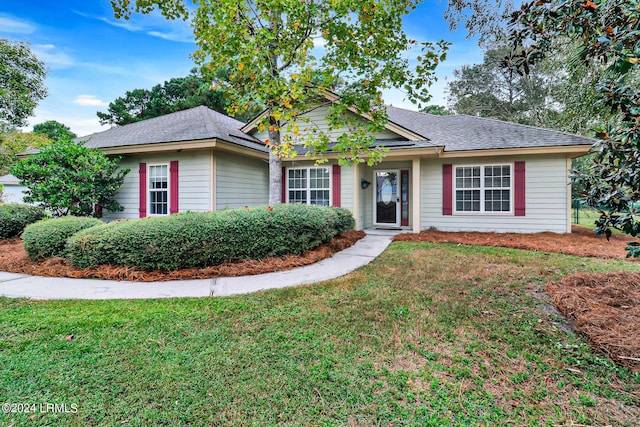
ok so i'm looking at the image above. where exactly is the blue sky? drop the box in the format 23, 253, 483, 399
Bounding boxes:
1, 0, 483, 137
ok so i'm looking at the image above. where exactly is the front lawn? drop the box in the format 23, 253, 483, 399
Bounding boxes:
1, 242, 639, 426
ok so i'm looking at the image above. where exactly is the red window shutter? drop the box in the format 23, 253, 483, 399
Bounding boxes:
332, 164, 341, 207
281, 166, 287, 203
514, 161, 526, 216
442, 164, 453, 215
401, 169, 409, 226
139, 163, 147, 218
170, 161, 179, 214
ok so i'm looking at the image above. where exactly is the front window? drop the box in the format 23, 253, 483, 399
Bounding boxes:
148, 164, 169, 215
455, 165, 511, 213
287, 167, 330, 206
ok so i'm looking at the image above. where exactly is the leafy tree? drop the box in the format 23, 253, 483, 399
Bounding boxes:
11, 137, 130, 217
0, 131, 49, 175
0, 39, 48, 130
509, 0, 639, 252
444, 0, 516, 47
32, 120, 77, 142
447, 44, 556, 126
420, 105, 451, 115
97, 68, 262, 126
110, 0, 449, 204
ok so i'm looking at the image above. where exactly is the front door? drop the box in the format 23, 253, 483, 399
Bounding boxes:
374, 170, 400, 227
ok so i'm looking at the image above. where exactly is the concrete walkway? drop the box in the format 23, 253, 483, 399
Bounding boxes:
0, 230, 397, 300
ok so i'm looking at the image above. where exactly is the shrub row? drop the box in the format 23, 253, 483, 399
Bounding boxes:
22, 216, 104, 261
67, 204, 355, 270
0, 204, 46, 239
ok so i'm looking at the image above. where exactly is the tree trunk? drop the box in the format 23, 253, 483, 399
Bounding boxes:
268, 151, 282, 205
268, 122, 282, 205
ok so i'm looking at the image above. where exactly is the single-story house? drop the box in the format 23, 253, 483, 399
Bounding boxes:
0, 174, 28, 204
78, 100, 593, 233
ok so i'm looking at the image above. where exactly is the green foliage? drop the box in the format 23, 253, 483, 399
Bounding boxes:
447, 44, 556, 126
0, 203, 46, 239
22, 216, 104, 261
32, 120, 77, 142
330, 206, 356, 233
444, 0, 516, 47
10, 137, 130, 217
420, 105, 451, 115
96, 68, 262, 126
67, 204, 355, 270
0, 38, 48, 130
0, 183, 4, 203
0, 130, 49, 175
443, 2, 612, 137
509, 0, 640, 254
109, 0, 449, 204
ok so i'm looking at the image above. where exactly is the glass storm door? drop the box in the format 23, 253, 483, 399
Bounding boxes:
374, 170, 400, 227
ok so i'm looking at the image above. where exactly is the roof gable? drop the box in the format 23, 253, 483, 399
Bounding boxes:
242, 91, 426, 142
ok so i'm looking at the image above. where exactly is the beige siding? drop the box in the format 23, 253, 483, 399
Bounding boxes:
340, 165, 354, 213
103, 150, 211, 221
420, 155, 571, 233
253, 104, 402, 143
215, 152, 268, 209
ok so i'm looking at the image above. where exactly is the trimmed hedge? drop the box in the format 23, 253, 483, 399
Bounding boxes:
330, 207, 356, 233
0, 204, 46, 239
67, 204, 355, 270
22, 216, 105, 261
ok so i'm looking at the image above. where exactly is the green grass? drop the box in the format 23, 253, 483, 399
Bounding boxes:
572, 207, 601, 228
572, 208, 627, 235
1, 242, 639, 426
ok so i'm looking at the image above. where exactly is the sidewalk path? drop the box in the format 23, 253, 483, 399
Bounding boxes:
0, 231, 397, 300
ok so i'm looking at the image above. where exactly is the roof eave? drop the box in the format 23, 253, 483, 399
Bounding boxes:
99, 138, 269, 159
281, 146, 442, 162
439, 144, 594, 159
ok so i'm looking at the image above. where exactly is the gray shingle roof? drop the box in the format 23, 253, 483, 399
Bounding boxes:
385, 106, 596, 151
77, 106, 267, 152
70, 104, 593, 156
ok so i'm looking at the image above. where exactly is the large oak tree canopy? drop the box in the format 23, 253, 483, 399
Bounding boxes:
109, 0, 449, 203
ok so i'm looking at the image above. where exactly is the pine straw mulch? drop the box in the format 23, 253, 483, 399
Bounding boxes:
393, 224, 638, 260
546, 273, 640, 372
0, 230, 365, 282
394, 225, 640, 371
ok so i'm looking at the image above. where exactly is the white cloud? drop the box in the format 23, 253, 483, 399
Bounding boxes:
72, 95, 108, 107
69, 118, 109, 136
24, 110, 108, 137
146, 30, 193, 43
74, 9, 193, 43
32, 44, 75, 69
0, 15, 37, 34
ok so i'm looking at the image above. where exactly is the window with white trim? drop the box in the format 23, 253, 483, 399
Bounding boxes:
287, 167, 330, 206
455, 165, 511, 213
148, 164, 169, 215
